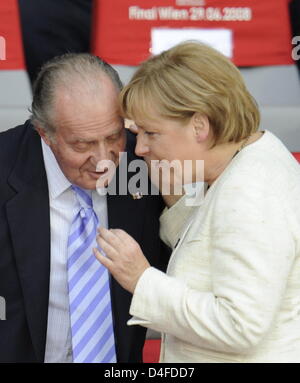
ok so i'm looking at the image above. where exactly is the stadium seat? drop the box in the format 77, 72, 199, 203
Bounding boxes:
143, 339, 161, 363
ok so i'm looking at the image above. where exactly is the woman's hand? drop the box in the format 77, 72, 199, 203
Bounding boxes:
93, 227, 150, 294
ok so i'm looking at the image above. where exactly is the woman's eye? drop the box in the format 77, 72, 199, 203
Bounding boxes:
145, 131, 156, 136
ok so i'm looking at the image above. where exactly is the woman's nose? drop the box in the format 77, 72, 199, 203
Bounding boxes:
135, 133, 149, 157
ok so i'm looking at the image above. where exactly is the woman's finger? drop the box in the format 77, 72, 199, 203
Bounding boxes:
93, 247, 114, 272
111, 229, 137, 247
96, 235, 119, 260
97, 227, 122, 248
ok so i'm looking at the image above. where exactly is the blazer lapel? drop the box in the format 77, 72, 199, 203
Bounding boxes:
6, 125, 50, 362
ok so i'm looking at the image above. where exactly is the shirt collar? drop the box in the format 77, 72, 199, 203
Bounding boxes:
41, 138, 72, 200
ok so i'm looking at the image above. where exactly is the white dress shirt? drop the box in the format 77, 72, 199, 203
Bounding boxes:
41, 139, 108, 363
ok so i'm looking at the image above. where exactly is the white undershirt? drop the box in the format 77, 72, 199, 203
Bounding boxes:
41, 139, 108, 363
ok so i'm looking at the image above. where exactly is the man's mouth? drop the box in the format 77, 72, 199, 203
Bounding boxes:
88, 169, 108, 179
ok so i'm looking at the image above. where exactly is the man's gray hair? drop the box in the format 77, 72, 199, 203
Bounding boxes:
30, 53, 123, 135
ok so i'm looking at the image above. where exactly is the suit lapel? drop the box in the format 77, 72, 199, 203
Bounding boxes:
6, 125, 50, 362
107, 143, 147, 242
107, 146, 148, 362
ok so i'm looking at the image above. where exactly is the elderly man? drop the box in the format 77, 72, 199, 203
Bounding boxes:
0, 54, 167, 363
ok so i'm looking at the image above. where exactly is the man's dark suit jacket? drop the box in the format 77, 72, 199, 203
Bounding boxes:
0, 121, 168, 363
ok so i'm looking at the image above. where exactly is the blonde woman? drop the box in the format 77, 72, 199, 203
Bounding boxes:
94, 42, 300, 362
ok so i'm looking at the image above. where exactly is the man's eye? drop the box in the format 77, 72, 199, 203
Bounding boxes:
106, 132, 121, 142
74, 142, 89, 151
145, 131, 156, 136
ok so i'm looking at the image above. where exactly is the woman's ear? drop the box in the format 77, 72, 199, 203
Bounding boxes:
192, 113, 210, 143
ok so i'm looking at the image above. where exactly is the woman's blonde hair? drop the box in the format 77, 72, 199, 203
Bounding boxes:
120, 41, 260, 145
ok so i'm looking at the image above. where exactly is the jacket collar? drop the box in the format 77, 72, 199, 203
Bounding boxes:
6, 121, 50, 362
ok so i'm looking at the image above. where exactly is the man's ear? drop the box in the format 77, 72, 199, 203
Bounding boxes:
35, 123, 52, 146
192, 113, 210, 143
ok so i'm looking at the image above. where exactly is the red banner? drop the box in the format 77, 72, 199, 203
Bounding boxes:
0, 0, 25, 70
92, 0, 293, 67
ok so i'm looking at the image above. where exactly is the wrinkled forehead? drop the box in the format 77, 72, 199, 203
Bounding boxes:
51, 92, 123, 138
54, 78, 119, 110
56, 77, 118, 107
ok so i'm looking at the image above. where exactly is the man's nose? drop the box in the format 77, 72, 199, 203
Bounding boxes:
135, 133, 150, 157
91, 142, 109, 165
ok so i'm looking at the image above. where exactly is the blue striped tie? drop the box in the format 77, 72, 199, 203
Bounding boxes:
67, 185, 116, 363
